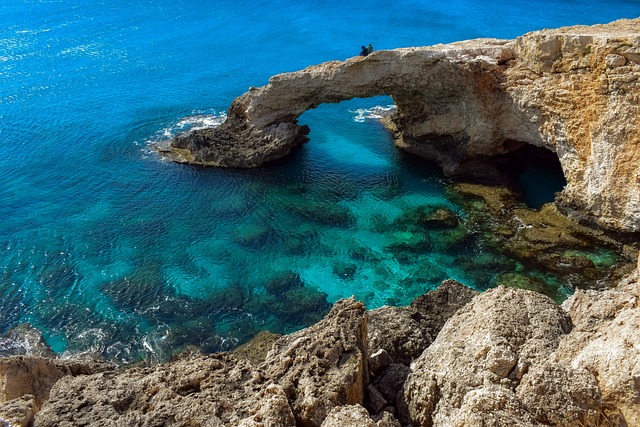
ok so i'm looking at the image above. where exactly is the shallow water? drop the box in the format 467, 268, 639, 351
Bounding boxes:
1, 0, 638, 363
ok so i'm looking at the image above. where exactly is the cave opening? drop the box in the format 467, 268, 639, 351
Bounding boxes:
495, 143, 568, 209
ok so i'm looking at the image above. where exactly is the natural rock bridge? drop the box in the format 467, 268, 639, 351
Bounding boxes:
164, 19, 640, 233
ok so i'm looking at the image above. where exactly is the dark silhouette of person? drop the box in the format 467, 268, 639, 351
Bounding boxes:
367, 43, 373, 54
360, 45, 368, 56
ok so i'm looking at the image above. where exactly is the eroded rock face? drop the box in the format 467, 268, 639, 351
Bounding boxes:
404, 286, 572, 426
264, 298, 369, 427
555, 271, 640, 425
2, 273, 635, 426
165, 19, 640, 233
33, 298, 369, 427
367, 280, 478, 366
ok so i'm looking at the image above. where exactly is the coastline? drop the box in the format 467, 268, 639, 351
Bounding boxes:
2, 17, 640, 426
2, 269, 639, 426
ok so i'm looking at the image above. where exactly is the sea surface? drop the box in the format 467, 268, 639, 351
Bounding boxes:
1, 0, 638, 364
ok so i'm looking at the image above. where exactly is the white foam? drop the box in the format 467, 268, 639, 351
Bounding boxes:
167, 110, 226, 136
350, 104, 396, 123
147, 110, 226, 149
143, 110, 227, 158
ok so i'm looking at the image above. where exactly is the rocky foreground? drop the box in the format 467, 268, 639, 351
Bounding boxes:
1, 264, 639, 426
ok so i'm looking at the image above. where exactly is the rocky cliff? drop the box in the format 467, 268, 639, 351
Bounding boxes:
163, 19, 640, 233
1, 271, 639, 426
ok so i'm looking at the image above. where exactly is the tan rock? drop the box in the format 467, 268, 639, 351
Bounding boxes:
320, 404, 401, 427
0, 394, 36, 427
321, 405, 377, 427
264, 297, 369, 427
516, 361, 602, 425
448, 385, 539, 427
404, 286, 571, 426
368, 280, 477, 365
557, 272, 640, 425
34, 298, 369, 427
0, 356, 109, 412
237, 385, 296, 427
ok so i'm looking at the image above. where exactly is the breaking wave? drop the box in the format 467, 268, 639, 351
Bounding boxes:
350, 104, 396, 123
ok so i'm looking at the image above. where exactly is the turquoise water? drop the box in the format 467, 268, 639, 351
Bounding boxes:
1, 1, 638, 363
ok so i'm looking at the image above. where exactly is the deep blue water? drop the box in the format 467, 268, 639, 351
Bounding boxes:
1, 0, 638, 363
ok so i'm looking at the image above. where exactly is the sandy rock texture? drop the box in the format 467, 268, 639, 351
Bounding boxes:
404, 286, 573, 426
32, 298, 370, 427
0, 356, 111, 427
165, 19, 640, 233
556, 272, 640, 425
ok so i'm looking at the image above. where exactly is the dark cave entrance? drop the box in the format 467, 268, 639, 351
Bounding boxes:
495, 144, 568, 209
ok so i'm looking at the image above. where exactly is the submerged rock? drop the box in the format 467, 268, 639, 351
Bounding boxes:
447, 182, 636, 294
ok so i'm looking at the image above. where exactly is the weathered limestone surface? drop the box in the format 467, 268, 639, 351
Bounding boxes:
555, 272, 640, 425
367, 279, 478, 365
165, 19, 640, 232
0, 271, 637, 426
404, 286, 573, 426
33, 298, 369, 427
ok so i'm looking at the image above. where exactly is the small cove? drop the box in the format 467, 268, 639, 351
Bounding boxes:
1, 0, 638, 364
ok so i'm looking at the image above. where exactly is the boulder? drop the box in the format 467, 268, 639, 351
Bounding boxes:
515, 361, 602, 425
0, 356, 110, 413
554, 272, 640, 425
368, 280, 477, 365
0, 394, 36, 427
264, 297, 369, 427
320, 405, 400, 427
404, 286, 571, 426
35, 354, 270, 427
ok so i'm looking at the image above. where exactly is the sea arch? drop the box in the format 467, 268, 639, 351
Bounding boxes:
165, 21, 640, 233
167, 40, 534, 173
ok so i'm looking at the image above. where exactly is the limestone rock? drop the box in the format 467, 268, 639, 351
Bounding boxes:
237, 384, 296, 427
34, 298, 369, 427
368, 280, 477, 365
17, 276, 640, 427
232, 330, 281, 365
0, 394, 36, 427
321, 404, 377, 427
0, 356, 110, 413
404, 286, 571, 426
264, 297, 369, 427
447, 385, 540, 427
320, 405, 400, 427
166, 18, 640, 233
372, 364, 410, 404
369, 349, 393, 376
35, 354, 269, 427
516, 362, 602, 425
556, 272, 640, 425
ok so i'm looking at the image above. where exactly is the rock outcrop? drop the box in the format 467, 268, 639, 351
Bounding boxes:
32, 298, 370, 427
403, 286, 574, 426
0, 272, 637, 426
0, 356, 112, 427
163, 19, 640, 233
